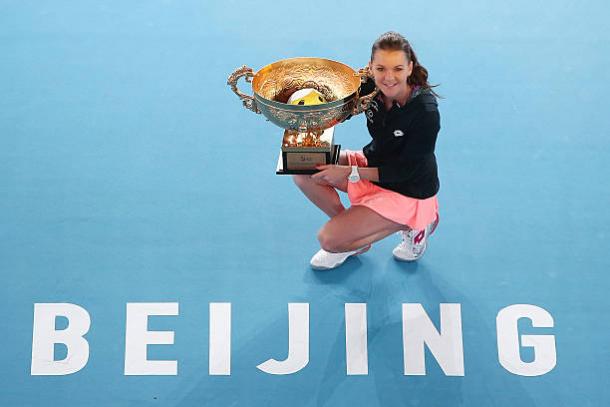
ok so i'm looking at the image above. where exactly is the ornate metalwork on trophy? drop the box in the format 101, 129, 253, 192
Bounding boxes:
227, 58, 377, 174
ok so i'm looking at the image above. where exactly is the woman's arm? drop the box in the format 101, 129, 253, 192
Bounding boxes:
358, 166, 379, 182
311, 165, 379, 184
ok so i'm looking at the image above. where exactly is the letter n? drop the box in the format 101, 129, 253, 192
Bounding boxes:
402, 303, 464, 376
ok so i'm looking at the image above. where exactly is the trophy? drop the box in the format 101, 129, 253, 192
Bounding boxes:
227, 57, 377, 174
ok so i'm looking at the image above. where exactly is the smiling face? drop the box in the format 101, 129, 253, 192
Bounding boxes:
369, 49, 414, 103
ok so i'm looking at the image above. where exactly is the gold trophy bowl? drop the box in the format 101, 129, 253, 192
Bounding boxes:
227, 57, 377, 174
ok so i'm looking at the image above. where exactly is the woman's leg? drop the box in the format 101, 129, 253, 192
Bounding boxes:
317, 205, 406, 253
292, 151, 350, 218
292, 175, 346, 218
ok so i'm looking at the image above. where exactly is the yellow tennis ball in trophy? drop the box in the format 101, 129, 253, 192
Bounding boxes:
287, 88, 326, 106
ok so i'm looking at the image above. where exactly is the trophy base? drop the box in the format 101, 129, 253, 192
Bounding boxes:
276, 144, 341, 175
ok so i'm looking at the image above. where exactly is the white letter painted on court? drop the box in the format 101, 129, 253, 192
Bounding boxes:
257, 303, 309, 375
209, 302, 231, 375
31, 303, 91, 375
402, 303, 464, 376
345, 303, 368, 375
497, 304, 556, 376
124, 302, 179, 375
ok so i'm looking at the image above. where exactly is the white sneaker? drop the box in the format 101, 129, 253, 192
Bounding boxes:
392, 229, 427, 261
392, 215, 439, 262
310, 248, 359, 270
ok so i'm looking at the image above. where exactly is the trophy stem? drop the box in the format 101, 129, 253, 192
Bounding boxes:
284, 129, 325, 148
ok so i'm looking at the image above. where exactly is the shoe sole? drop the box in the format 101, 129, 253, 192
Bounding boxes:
393, 254, 419, 262
310, 264, 338, 270
310, 259, 351, 270
310, 255, 351, 270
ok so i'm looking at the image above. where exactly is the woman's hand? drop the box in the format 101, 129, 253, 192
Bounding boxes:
311, 164, 351, 186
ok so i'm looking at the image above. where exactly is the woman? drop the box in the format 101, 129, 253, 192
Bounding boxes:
293, 31, 441, 270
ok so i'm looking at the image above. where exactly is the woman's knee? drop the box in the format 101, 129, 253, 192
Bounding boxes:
317, 225, 348, 252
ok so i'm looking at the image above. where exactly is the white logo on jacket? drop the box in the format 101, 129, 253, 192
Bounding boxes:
393, 129, 404, 137
366, 100, 379, 124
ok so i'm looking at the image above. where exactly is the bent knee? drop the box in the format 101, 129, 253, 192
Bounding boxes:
317, 227, 349, 253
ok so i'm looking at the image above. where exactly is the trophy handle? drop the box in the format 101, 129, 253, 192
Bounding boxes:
227, 66, 260, 114
353, 67, 379, 115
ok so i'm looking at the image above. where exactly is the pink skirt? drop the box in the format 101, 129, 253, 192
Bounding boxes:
345, 150, 439, 231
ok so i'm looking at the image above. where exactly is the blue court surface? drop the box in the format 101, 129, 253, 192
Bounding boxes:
2, 1, 610, 406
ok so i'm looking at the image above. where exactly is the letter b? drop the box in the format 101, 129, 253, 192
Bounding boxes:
31, 303, 91, 375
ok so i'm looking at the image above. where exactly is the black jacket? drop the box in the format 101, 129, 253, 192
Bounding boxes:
362, 88, 440, 199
